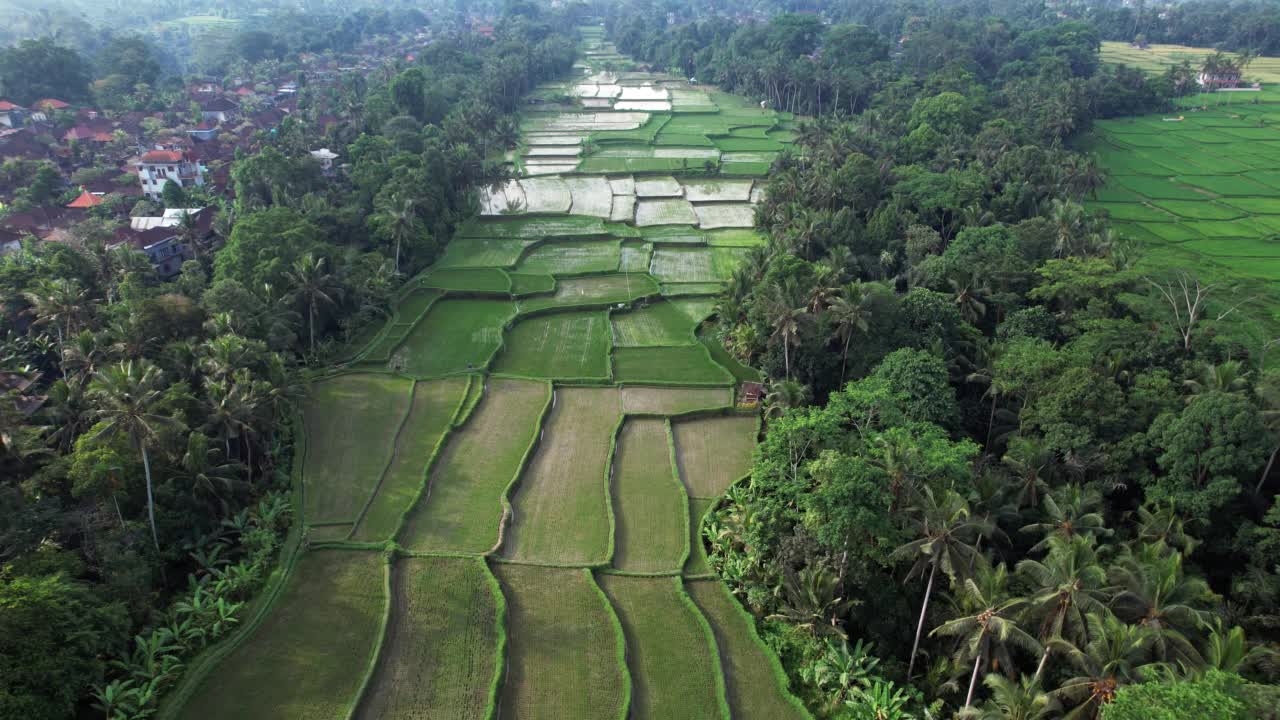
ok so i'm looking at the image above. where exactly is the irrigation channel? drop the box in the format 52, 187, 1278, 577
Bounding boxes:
162, 26, 812, 720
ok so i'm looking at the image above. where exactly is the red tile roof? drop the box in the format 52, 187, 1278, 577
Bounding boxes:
66, 189, 104, 208
33, 99, 70, 110
140, 150, 184, 163
0, 101, 23, 111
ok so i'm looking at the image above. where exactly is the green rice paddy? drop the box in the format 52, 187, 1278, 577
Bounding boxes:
172, 29, 811, 720
1087, 102, 1280, 333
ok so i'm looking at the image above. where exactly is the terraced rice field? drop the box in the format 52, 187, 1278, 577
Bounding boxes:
351, 377, 470, 542
302, 374, 411, 523
179, 550, 386, 720
502, 387, 621, 565
1085, 98, 1280, 332
598, 575, 728, 720
610, 419, 688, 573
170, 27, 811, 720
399, 378, 550, 553
355, 557, 500, 720
495, 565, 627, 720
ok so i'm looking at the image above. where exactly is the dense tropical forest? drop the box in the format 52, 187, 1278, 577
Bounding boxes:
3, 0, 1280, 717
604, 0, 1280, 717
0, 3, 577, 717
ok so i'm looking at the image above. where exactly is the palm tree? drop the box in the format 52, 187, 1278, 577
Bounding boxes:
827, 282, 872, 383
1109, 542, 1213, 665
767, 290, 808, 380
962, 674, 1058, 720
89, 360, 181, 551
1020, 484, 1111, 554
1048, 612, 1155, 719
966, 339, 1007, 450
764, 379, 810, 418
1182, 360, 1250, 402
171, 432, 241, 513
949, 272, 990, 325
23, 278, 91, 372
891, 488, 995, 679
768, 564, 857, 639
374, 195, 420, 275
1132, 504, 1199, 556
932, 559, 1040, 708
1017, 535, 1111, 681
203, 375, 257, 475
1001, 435, 1055, 510
285, 253, 343, 355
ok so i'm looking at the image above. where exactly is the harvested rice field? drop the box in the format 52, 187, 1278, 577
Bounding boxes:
495, 565, 628, 720
355, 556, 500, 720
597, 575, 728, 720
502, 387, 622, 565
179, 551, 386, 720
398, 378, 550, 553
351, 377, 470, 542
674, 415, 759, 498
303, 374, 412, 524
609, 418, 688, 573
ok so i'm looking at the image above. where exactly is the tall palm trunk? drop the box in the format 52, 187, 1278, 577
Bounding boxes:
1257, 445, 1278, 494
141, 443, 159, 551
841, 332, 852, 383
1034, 645, 1051, 683
308, 302, 316, 355
907, 558, 937, 679
965, 647, 984, 707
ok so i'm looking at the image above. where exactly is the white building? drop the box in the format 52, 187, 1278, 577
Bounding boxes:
310, 147, 339, 173
137, 150, 205, 201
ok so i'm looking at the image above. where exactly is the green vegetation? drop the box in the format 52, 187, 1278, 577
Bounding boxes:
355, 557, 500, 720
614, 345, 735, 385
351, 377, 469, 542
303, 374, 411, 523
598, 576, 728, 719
516, 241, 622, 275
502, 388, 622, 565
395, 299, 517, 376
179, 551, 385, 720
611, 299, 713, 346
494, 565, 628, 720
399, 379, 550, 553
620, 386, 734, 415
610, 419, 688, 573
494, 311, 612, 379
419, 267, 512, 293
519, 274, 660, 312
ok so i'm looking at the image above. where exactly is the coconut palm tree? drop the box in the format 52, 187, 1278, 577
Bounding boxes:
285, 253, 343, 356
1001, 435, 1055, 510
961, 674, 1058, 720
1182, 360, 1250, 402
374, 195, 420, 275
89, 360, 182, 551
768, 564, 857, 639
827, 282, 872, 383
932, 559, 1040, 708
764, 379, 810, 418
1020, 484, 1112, 554
1108, 542, 1213, 665
1017, 535, 1111, 681
1048, 612, 1156, 719
767, 285, 808, 380
23, 278, 91, 372
1131, 504, 1199, 556
891, 487, 995, 679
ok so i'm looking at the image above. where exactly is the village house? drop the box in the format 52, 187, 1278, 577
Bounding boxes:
136, 149, 205, 200
199, 97, 240, 124
0, 101, 24, 128
29, 99, 70, 122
